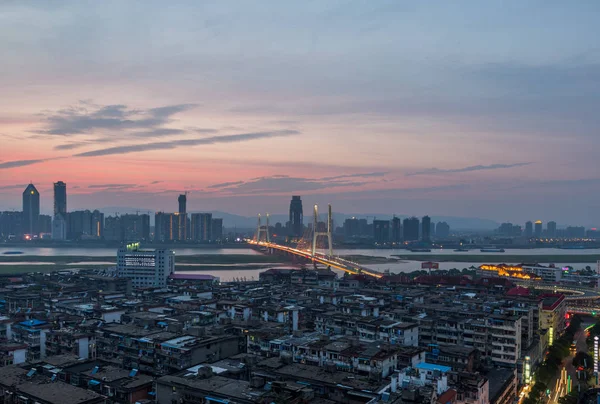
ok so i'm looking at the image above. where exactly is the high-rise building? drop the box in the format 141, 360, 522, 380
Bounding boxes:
403, 217, 420, 241
91, 210, 104, 238
289, 196, 303, 238
421, 216, 431, 242
190, 213, 212, 242
67, 210, 93, 239
52, 215, 67, 240
103, 214, 148, 241
38, 215, 52, 234
53, 181, 67, 219
534, 220, 543, 238
154, 212, 180, 242
430, 222, 436, 239
117, 243, 174, 288
373, 219, 390, 244
211, 218, 223, 241
343, 217, 360, 239
391, 216, 402, 243
0, 211, 22, 239
547, 221, 557, 238
435, 222, 450, 239
22, 184, 40, 237
525, 221, 533, 238
178, 194, 187, 241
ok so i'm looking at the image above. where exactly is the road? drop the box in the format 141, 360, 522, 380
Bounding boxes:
549, 328, 589, 404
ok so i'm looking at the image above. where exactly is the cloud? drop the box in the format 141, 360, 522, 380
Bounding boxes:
207, 181, 245, 189
34, 101, 198, 136
87, 184, 138, 189
0, 183, 28, 191
150, 180, 163, 185
320, 172, 387, 181
0, 159, 53, 170
54, 142, 89, 150
207, 172, 384, 194
406, 163, 532, 176
74, 130, 299, 157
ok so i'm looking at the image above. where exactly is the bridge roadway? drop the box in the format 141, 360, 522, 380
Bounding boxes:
247, 240, 384, 279
515, 280, 600, 314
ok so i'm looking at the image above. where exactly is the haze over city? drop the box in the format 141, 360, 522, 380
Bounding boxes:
1, 1, 599, 226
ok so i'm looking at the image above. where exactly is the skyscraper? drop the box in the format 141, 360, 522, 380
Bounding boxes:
191, 213, 212, 242
211, 218, 223, 241
525, 221, 533, 238
403, 217, 420, 241
53, 181, 67, 219
22, 183, 40, 237
373, 219, 390, 244
435, 222, 450, 239
534, 220, 543, 238
421, 216, 431, 242
178, 194, 187, 241
547, 221, 557, 238
391, 216, 402, 243
289, 196, 303, 238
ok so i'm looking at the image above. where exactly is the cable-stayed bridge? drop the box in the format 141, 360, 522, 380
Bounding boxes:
247, 204, 383, 278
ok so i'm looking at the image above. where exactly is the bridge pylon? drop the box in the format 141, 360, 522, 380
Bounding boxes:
312, 204, 333, 258
256, 213, 270, 243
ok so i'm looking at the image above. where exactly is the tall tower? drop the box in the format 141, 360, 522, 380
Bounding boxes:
53, 181, 67, 219
178, 193, 187, 241
421, 215, 431, 242
22, 184, 40, 236
289, 196, 303, 238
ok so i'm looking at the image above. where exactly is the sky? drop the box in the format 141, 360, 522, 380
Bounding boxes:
1, 1, 599, 226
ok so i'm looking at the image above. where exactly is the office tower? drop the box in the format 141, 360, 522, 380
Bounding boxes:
53, 181, 67, 219
178, 194, 187, 241
373, 219, 390, 244
430, 222, 436, 239
191, 213, 212, 242
391, 216, 402, 243
547, 221, 557, 238
421, 216, 431, 242
534, 220, 543, 238
435, 222, 450, 239
211, 218, 223, 241
117, 243, 174, 288
91, 210, 104, 238
402, 217, 420, 241
289, 196, 303, 238
22, 183, 40, 236
525, 221, 533, 238
566, 226, 585, 238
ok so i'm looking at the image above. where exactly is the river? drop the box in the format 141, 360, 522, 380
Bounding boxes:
1, 246, 598, 282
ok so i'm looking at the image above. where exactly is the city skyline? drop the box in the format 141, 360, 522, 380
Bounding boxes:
1, 2, 599, 224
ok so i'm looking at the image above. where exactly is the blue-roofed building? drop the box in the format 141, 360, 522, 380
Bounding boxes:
12, 318, 51, 361
399, 362, 449, 395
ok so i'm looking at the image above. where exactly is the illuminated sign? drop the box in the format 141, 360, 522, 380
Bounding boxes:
594, 336, 598, 374
524, 356, 531, 384
549, 327, 554, 346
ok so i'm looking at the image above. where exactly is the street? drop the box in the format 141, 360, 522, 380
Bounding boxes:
549, 328, 590, 404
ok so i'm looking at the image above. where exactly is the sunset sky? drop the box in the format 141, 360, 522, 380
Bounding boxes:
1, 1, 599, 225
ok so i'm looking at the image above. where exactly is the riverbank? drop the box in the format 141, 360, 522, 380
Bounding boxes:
391, 254, 600, 263
0, 254, 287, 264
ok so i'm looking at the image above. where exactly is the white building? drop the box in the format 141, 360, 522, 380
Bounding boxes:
52, 215, 67, 240
116, 243, 174, 288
